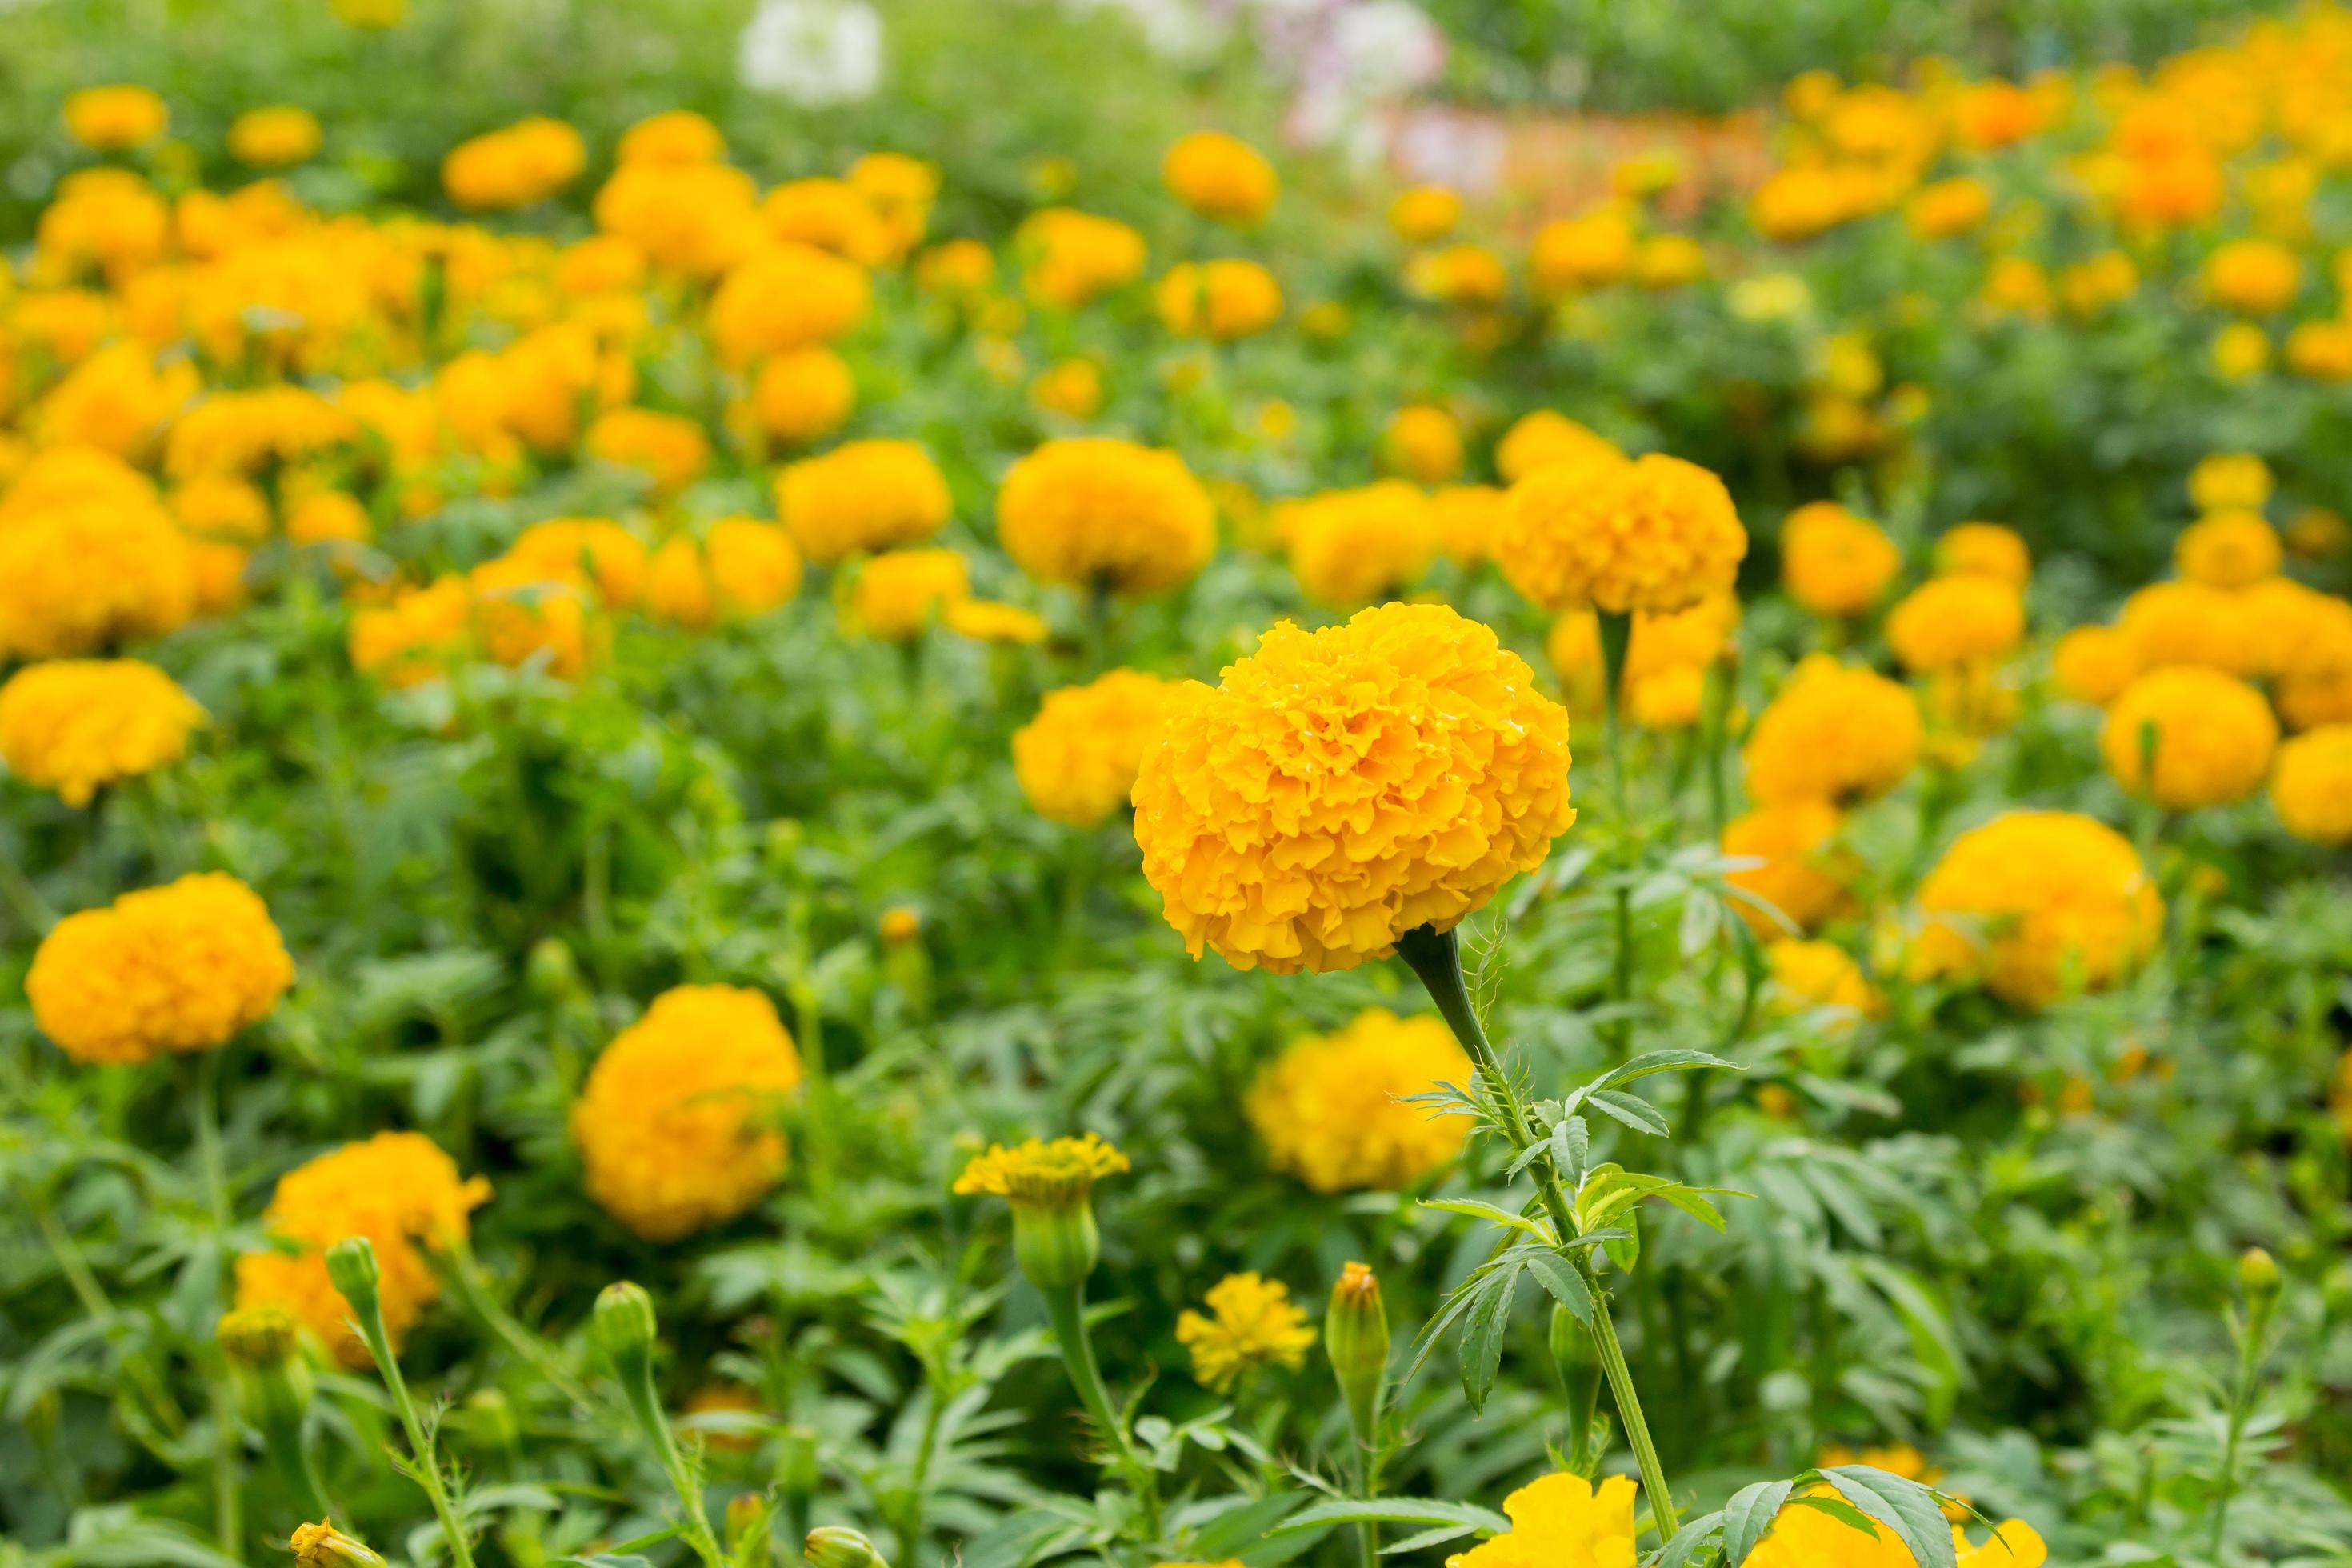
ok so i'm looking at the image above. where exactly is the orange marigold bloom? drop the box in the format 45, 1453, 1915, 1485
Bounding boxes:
0, 658, 202, 807
1013, 670, 1179, 827
1154, 260, 1283, 341
2202, 238, 2302, 314
777, 439, 951, 563
1497, 453, 1746, 614
28, 873, 292, 1065
1742, 656, 1922, 805
2051, 626, 2138, 706
1780, 501, 1900, 616
708, 243, 871, 366
1886, 574, 2026, 674
1495, 411, 1622, 485
1285, 482, 1439, 608
1245, 1008, 1471, 1194
1723, 798, 1851, 935
996, 437, 1214, 597
2175, 510, 2282, 589
1934, 522, 2030, 587
1162, 130, 1278, 224
1915, 812, 2161, 1007
2102, 666, 2278, 810
2270, 725, 2352, 845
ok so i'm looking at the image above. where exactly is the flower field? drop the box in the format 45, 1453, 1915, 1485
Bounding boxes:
6, 3, 2352, 1567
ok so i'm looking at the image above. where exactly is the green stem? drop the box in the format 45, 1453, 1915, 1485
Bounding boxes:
2209, 1313, 2270, 1560
350, 1298, 480, 1568
440, 1238, 594, 1409
191, 1050, 230, 1229
1598, 610, 1636, 1058
1397, 926, 1680, 1538
1038, 1281, 1159, 1541
261, 1410, 336, 1519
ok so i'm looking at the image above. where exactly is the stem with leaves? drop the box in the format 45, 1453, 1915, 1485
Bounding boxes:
326, 1239, 479, 1568
1598, 610, 1638, 1058
2210, 1250, 2285, 1560
1039, 1281, 1161, 1541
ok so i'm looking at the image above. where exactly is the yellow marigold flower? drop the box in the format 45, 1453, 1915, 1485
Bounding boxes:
1155, 259, 1283, 341
289, 1519, 386, 1568
954, 1132, 1129, 1206
1781, 501, 1900, 617
706, 518, 803, 618
618, 109, 725, 166
1030, 358, 1103, 420
1954, 79, 2041, 148
1495, 410, 1622, 485
1431, 484, 1507, 566
1915, 811, 2162, 1007
777, 439, 951, 563
2189, 452, 2273, 513
508, 518, 649, 609
2211, 322, 2272, 380
1131, 603, 1574, 974
1530, 205, 1637, 294
850, 549, 970, 641
2174, 510, 2282, 590
709, 244, 872, 366
228, 106, 321, 169
0, 659, 202, 807
2271, 725, 2352, 845
31, 342, 190, 458
996, 437, 1214, 597
442, 117, 586, 212
286, 490, 372, 549
467, 556, 601, 679
65, 86, 169, 152
1768, 938, 1883, 1024
1162, 130, 1278, 224
849, 151, 938, 258
572, 986, 804, 1242
1244, 1008, 1471, 1194
0, 498, 196, 658
1742, 656, 1922, 806
1382, 405, 1463, 484
170, 475, 270, 542
1407, 242, 1509, 306
2102, 666, 2277, 810
1017, 208, 1147, 307
1286, 482, 1439, 608
1444, 1472, 1638, 1568
1389, 185, 1461, 243
28, 872, 291, 1066
2202, 238, 2301, 314
1498, 452, 1745, 615
644, 536, 716, 629
1634, 233, 1708, 289
1748, 1491, 2045, 1568
1886, 574, 2026, 674
2286, 319, 2352, 382
2286, 508, 2348, 562
350, 576, 470, 688
1933, 522, 2030, 586
1981, 254, 2052, 318
1750, 165, 1865, 243
749, 347, 856, 446
1176, 1273, 1315, 1392
234, 1131, 490, 1366
2051, 626, 2138, 706
2060, 250, 2137, 315
586, 408, 710, 496
1013, 670, 1178, 827
945, 599, 1047, 645
914, 237, 995, 297
762, 178, 893, 267
596, 161, 762, 278
2118, 579, 2261, 677
1906, 176, 1992, 239
1724, 798, 1851, 934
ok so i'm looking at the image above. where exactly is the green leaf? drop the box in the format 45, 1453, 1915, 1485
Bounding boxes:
1650, 1508, 1727, 1568
1276, 1499, 1512, 1535
1459, 1260, 1521, 1413
1517, 1248, 1594, 1326
1722, 1479, 1795, 1566
1566, 1050, 1743, 1113
1422, 1196, 1554, 1242
1820, 1466, 1958, 1568
1382, 1523, 1482, 1554
1587, 1089, 1671, 1136
1785, 1494, 1879, 1534
1186, 1490, 1315, 1558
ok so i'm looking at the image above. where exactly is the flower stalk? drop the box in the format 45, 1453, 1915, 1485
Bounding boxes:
325, 1238, 478, 1568
1597, 608, 1638, 1058
592, 1282, 729, 1568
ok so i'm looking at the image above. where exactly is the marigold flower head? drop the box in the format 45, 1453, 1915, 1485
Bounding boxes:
1498, 452, 1746, 614
1285, 482, 1439, 608
1934, 522, 2030, 587
2174, 510, 2281, 589
1530, 205, 1637, 293
1029, 358, 1102, 420
2272, 725, 2352, 845
945, 598, 1047, 645
914, 237, 996, 294
0, 658, 203, 807
709, 243, 872, 366
350, 576, 470, 688
1389, 185, 1461, 243
65, 86, 169, 152
27, 873, 291, 1066
1407, 242, 1509, 306
1724, 798, 1852, 935
644, 537, 717, 629
705, 518, 803, 618
2102, 666, 2277, 810
953, 1133, 1130, 1209
1177, 1273, 1315, 1392
572, 986, 804, 1242
2051, 626, 2138, 706
507, 517, 649, 609
2202, 238, 2301, 314
760, 178, 893, 266
2118, 579, 2261, 676
2211, 322, 2272, 379
2189, 452, 2273, 512
2286, 319, 2352, 381
1781, 501, 1900, 616
1915, 811, 2162, 1007
1163, 131, 1278, 223
0, 498, 196, 658
1747, 1490, 2045, 1568
1132, 603, 1574, 975
229, 106, 322, 168
1494, 410, 1621, 485
850, 548, 970, 641
586, 407, 710, 496
1014, 670, 1179, 827
1768, 938, 1883, 1024
1886, 574, 2026, 673
1906, 176, 1991, 239
466, 556, 601, 678
597, 161, 762, 278
618, 109, 725, 166
1245, 1008, 1471, 1194
1155, 260, 1284, 341
1382, 405, 1464, 484
1634, 233, 1708, 289
442, 118, 585, 211
286, 491, 371, 548
1444, 1473, 1639, 1568
234, 1132, 490, 1366
750, 347, 856, 446
778, 439, 951, 563
1742, 656, 1922, 806
1017, 208, 1147, 307
996, 437, 1214, 597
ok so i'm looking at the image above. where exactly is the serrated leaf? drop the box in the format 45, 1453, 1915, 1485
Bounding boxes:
1422, 1197, 1553, 1242
1276, 1499, 1511, 1535
1587, 1089, 1672, 1136
1819, 1466, 1958, 1568
1459, 1262, 1520, 1413
1723, 1479, 1796, 1566
1566, 1050, 1744, 1113
1518, 1248, 1594, 1325
1650, 1509, 1727, 1568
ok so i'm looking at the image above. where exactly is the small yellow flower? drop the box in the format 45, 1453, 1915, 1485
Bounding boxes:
1176, 1273, 1315, 1392
1444, 1472, 1639, 1568
1245, 1009, 1472, 1193
0, 658, 202, 806
954, 1134, 1130, 1207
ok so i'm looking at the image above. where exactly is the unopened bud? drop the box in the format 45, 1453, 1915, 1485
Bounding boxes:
1327, 1262, 1389, 1440
291, 1521, 390, 1568
1010, 1199, 1100, 1290
727, 1494, 771, 1554
323, 1238, 380, 1318
526, 936, 579, 1000
218, 1306, 314, 1428
2241, 1246, 2282, 1315
879, 906, 922, 946
805, 1526, 889, 1568
593, 1281, 658, 1380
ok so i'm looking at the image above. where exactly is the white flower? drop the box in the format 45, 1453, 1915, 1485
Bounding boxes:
738, 0, 884, 106
1323, 0, 1445, 101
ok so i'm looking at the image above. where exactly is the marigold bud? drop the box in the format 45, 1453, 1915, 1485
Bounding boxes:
1326, 1262, 1390, 1440
527, 936, 580, 1000
290, 1522, 390, 1568
805, 1526, 890, 1568
218, 1306, 314, 1428
322, 1238, 380, 1319
727, 1494, 772, 1554
593, 1281, 660, 1380
2241, 1247, 2282, 1314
